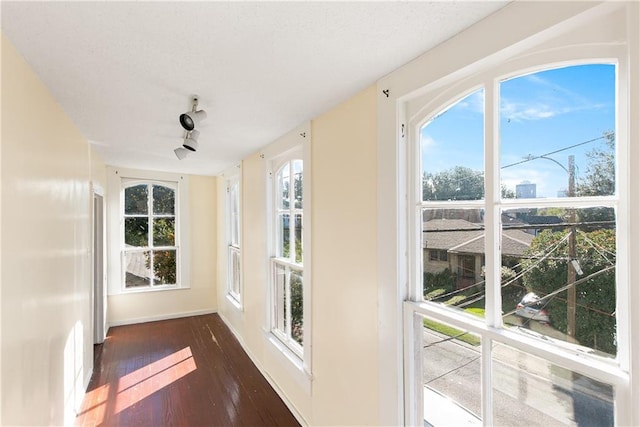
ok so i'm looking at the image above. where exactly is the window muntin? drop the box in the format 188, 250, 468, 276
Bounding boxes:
123, 181, 178, 289
413, 63, 621, 425
227, 176, 241, 302
272, 157, 304, 354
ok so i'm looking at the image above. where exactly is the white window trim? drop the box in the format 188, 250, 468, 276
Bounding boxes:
263, 122, 313, 386
106, 167, 190, 295
223, 165, 243, 309
376, 2, 639, 426
406, 53, 630, 427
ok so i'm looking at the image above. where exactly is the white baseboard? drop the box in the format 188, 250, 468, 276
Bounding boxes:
108, 308, 217, 328
218, 313, 309, 427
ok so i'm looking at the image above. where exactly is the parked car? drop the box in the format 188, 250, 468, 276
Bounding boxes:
515, 292, 550, 323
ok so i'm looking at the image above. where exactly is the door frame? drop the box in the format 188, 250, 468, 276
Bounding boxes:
92, 185, 107, 344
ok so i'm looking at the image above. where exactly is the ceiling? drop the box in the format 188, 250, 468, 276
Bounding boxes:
1, 1, 508, 176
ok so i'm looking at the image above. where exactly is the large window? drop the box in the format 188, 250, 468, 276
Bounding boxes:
122, 181, 178, 288
408, 59, 629, 426
271, 156, 304, 355
226, 174, 242, 304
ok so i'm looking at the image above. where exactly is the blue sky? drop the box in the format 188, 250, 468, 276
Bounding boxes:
421, 63, 616, 198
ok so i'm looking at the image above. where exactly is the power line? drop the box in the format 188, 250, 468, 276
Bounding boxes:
422, 133, 611, 193
500, 134, 609, 170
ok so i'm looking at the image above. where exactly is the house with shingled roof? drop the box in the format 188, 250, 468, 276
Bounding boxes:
423, 218, 534, 288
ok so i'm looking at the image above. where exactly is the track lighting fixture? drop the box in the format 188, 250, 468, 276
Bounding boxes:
179, 96, 207, 131
174, 147, 190, 160
183, 129, 199, 152
175, 95, 207, 160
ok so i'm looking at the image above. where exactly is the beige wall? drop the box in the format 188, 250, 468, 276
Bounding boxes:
310, 85, 379, 425
1, 34, 93, 425
107, 174, 218, 325
217, 86, 378, 425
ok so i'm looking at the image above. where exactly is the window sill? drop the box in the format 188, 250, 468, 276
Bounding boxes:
225, 293, 243, 311
264, 331, 312, 395
111, 284, 190, 296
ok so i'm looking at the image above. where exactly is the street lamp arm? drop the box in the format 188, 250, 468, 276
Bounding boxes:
523, 154, 570, 174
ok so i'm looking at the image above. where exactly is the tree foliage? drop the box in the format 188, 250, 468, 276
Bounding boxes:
521, 229, 616, 354
577, 131, 615, 197
576, 131, 615, 228
422, 166, 513, 200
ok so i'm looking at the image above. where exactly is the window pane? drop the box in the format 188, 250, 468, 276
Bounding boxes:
153, 250, 176, 285
422, 209, 486, 316
125, 250, 151, 288
230, 180, 240, 246
294, 214, 303, 264
421, 89, 485, 201
230, 247, 241, 296
274, 263, 286, 333
124, 217, 148, 247
124, 184, 148, 215
277, 213, 290, 258
278, 163, 290, 209
492, 342, 614, 426
153, 217, 175, 247
500, 64, 615, 199
293, 160, 303, 209
290, 268, 303, 345
502, 207, 617, 357
153, 185, 175, 215
422, 314, 482, 426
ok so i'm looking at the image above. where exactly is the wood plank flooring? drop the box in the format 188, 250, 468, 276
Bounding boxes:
75, 314, 301, 427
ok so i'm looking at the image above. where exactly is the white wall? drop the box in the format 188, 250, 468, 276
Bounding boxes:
1, 34, 93, 425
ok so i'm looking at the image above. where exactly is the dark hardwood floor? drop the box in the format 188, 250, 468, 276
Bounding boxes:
76, 314, 301, 426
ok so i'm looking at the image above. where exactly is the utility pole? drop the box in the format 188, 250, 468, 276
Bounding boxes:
567, 155, 577, 338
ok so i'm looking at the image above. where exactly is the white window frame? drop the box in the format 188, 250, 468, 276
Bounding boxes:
405, 31, 632, 427
263, 123, 312, 388
106, 167, 190, 295
270, 153, 305, 357
376, 3, 639, 426
225, 168, 242, 308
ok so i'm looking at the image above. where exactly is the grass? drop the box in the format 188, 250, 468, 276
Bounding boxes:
423, 315, 481, 347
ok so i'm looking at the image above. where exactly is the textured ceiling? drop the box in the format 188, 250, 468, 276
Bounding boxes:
1, 1, 508, 176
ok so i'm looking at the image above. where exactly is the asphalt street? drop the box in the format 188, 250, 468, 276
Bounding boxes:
422, 328, 614, 426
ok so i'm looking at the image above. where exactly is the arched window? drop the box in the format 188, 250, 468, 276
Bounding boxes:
226, 172, 242, 304
122, 181, 178, 288
411, 61, 624, 425
272, 157, 304, 354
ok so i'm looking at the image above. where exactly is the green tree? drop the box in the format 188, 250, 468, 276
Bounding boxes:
290, 271, 303, 345
576, 131, 615, 229
423, 166, 514, 200
521, 229, 616, 355
577, 131, 614, 197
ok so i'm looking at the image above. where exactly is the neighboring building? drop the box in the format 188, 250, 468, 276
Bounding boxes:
423, 219, 534, 288
516, 181, 537, 199
423, 208, 483, 223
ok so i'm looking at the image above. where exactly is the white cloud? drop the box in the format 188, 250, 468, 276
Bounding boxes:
501, 72, 606, 122
421, 134, 436, 148
501, 100, 559, 121
453, 90, 484, 114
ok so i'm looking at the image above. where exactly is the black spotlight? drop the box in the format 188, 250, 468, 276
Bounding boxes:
179, 96, 207, 131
